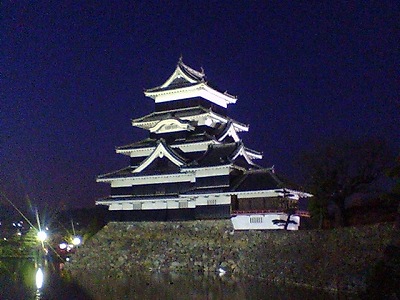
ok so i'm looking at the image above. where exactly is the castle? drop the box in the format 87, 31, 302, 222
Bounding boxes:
96, 58, 310, 229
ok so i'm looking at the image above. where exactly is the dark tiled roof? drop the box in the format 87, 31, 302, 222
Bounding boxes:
136, 157, 182, 175
98, 195, 180, 202
117, 138, 158, 150
231, 156, 256, 169
173, 132, 215, 144
117, 134, 216, 152
182, 142, 260, 169
231, 169, 285, 192
132, 106, 209, 123
181, 186, 228, 195
188, 143, 239, 167
97, 166, 135, 179
97, 162, 185, 179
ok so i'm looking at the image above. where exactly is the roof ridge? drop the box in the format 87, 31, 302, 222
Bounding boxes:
178, 58, 205, 80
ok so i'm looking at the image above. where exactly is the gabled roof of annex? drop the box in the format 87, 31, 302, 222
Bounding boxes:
229, 168, 312, 199
180, 167, 303, 197
144, 58, 237, 108
230, 168, 284, 192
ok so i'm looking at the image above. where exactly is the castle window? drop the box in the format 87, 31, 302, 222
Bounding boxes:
133, 203, 142, 210
250, 216, 263, 223
207, 199, 217, 205
179, 201, 188, 209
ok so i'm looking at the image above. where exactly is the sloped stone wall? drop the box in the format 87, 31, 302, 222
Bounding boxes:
67, 220, 396, 293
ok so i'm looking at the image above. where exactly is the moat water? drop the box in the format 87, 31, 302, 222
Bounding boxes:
0, 258, 358, 299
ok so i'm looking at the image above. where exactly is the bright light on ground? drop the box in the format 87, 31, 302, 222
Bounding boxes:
72, 236, 81, 246
37, 230, 47, 242
36, 268, 44, 289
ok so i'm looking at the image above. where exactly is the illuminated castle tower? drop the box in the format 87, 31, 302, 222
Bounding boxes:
97, 58, 309, 229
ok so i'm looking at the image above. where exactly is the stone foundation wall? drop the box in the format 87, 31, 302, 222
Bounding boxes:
67, 220, 397, 293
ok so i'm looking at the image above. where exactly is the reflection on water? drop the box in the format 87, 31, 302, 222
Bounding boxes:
0, 258, 90, 300
75, 271, 356, 300
0, 258, 357, 300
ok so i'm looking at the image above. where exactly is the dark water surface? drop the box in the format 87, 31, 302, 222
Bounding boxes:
0, 258, 358, 299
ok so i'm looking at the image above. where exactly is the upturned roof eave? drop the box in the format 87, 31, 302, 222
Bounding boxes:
131, 106, 248, 131
144, 82, 237, 104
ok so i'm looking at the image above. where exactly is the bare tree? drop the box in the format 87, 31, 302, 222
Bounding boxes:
302, 137, 392, 227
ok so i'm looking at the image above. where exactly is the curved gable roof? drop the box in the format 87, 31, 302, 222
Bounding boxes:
145, 58, 205, 93
144, 58, 237, 108
133, 139, 187, 173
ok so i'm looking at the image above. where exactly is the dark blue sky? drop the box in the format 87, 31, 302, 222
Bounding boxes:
1, 1, 399, 208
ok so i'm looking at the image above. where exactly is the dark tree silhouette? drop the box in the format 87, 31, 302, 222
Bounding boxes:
301, 137, 392, 227
272, 214, 298, 230
272, 190, 298, 230
387, 154, 400, 229
387, 155, 400, 195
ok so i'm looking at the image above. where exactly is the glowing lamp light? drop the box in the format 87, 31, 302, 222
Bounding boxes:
36, 268, 44, 289
59, 242, 67, 250
37, 230, 47, 242
72, 236, 81, 246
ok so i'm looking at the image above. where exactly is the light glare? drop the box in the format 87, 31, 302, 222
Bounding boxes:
37, 231, 47, 242
72, 236, 81, 246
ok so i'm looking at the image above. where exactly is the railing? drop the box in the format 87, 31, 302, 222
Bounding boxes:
231, 209, 310, 217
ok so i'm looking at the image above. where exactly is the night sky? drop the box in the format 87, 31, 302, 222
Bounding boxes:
1, 2, 399, 209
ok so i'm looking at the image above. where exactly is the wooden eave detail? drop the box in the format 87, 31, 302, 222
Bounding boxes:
131, 110, 249, 132
144, 83, 237, 108
149, 118, 195, 134
244, 147, 263, 160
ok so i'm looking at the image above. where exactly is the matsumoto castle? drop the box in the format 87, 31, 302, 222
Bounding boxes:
96, 58, 311, 230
